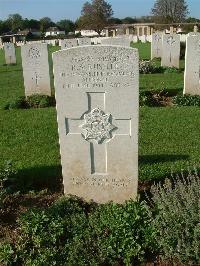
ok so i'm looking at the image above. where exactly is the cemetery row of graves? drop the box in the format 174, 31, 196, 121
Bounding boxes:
0, 34, 200, 265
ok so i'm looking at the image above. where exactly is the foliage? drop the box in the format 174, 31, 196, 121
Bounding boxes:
150, 173, 200, 264
152, 0, 189, 23
4, 94, 55, 110
139, 60, 164, 74
173, 94, 200, 106
56, 19, 75, 34
164, 67, 181, 73
0, 197, 157, 265
77, 0, 113, 35
0, 160, 17, 206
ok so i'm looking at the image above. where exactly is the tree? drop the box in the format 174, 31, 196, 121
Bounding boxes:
77, 0, 113, 35
6, 13, 23, 32
40, 17, 53, 32
57, 19, 75, 34
152, 0, 189, 23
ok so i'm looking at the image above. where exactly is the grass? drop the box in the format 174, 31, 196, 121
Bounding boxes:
0, 44, 199, 191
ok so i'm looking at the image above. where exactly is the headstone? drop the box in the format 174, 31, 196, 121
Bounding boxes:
4, 43, 16, 64
161, 34, 180, 68
61, 39, 78, 50
184, 34, 200, 95
53, 45, 139, 203
140, 35, 147, 43
151, 32, 162, 59
78, 37, 91, 46
21, 43, 51, 96
101, 37, 130, 47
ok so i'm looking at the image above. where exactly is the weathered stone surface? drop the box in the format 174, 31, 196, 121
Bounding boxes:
53, 45, 139, 203
184, 34, 200, 95
151, 32, 162, 59
100, 37, 130, 47
60, 39, 78, 50
78, 37, 91, 46
21, 43, 51, 96
161, 34, 180, 68
4, 43, 16, 64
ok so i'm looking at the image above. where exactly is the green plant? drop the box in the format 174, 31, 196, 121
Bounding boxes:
0, 197, 157, 265
4, 96, 27, 110
164, 67, 181, 74
150, 173, 200, 264
173, 94, 200, 106
26, 94, 55, 108
0, 160, 17, 206
89, 200, 157, 265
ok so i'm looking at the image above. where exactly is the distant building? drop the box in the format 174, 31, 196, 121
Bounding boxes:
75, 30, 105, 37
45, 27, 65, 37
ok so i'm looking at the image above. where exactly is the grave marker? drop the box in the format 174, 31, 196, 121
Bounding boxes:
4, 43, 16, 64
161, 34, 180, 68
184, 34, 200, 95
21, 43, 51, 96
101, 37, 130, 47
151, 32, 162, 59
61, 39, 78, 50
53, 45, 139, 203
78, 37, 91, 46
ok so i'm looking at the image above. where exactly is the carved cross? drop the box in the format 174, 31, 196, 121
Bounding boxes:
65, 92, 132, 175
32, 72, 40, 87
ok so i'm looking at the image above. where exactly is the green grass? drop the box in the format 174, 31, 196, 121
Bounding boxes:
0, 44, 199, 191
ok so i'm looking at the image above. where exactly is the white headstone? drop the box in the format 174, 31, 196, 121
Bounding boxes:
53, 45, 139, 203
4, 43, 16, 64
21, 43, 51, 96
184, 34, 200, 95
101, 37, 130, 47
151, 32, 162, 59
61, 39, 78, 50
78, 37, 91, 46
161, 34, 180, 68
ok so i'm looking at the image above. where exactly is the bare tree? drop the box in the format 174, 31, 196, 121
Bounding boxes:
152, 0, 189, 23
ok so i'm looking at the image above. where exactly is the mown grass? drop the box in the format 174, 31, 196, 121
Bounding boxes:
0, 44, 199, 191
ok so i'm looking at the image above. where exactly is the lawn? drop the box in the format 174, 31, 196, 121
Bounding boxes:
0, 43, 199, 191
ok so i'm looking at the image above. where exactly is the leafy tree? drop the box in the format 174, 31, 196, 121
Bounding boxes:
0, 20, 10, 34
6, 13, 23, 32
152, 0, 189, 23
77, 0, 113, 35
122, 17, 137, 24
23, 18, 40, 30
40, 17, 54, 32
57, 19, 75, 34
108, 17, 122, 24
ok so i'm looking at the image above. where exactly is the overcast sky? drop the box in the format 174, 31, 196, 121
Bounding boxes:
0, 0, 199, 22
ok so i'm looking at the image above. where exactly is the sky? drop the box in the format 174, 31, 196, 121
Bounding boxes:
0, 0, 199, 22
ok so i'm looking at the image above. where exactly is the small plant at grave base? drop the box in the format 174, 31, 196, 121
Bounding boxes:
26, 94, 55, 108
139, 60, 164, 74
139, 90, 172, 107
173, 94, 200, 106
0, 197, 157, 265
4, 96, 27, 110
0, 160, 17, 207
150, 171, 200, 265
4, 94, 55, 110
164, 67, 181, 74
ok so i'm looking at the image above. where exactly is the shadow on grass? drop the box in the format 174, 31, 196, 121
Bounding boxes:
139, 154, 189, 165
13, 165, 63, 193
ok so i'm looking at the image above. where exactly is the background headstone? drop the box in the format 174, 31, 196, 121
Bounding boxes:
60, 39, 78, 50
78, 37, 91, 46
4, 43, 16, 64
184, 34, 200, 95
21, 43, 51, 96
53, 45, 139, 203
101, 37, 130, 47
161, 34, 180, 68
151, 32, 162, 59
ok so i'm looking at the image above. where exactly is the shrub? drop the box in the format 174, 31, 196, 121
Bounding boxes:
150, 173, 200, 264
26, 94, 54, 108
164, 67, 181, 74
139, 60, 164, 74
4, 96, 27, 110
4, 94, 55, 110
0, 160, 17, 206
173, 94, 200, 106
0, 197, 157, 265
